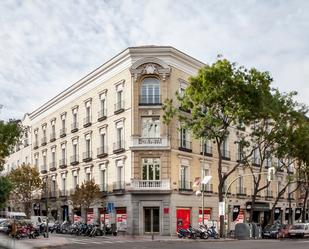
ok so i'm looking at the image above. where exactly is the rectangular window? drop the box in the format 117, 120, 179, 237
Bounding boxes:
142, 158, 160, 181
117, 127, 123, 142
52, 151, 55, 163
73, 113, 77, 124
117, 90, 122, 104
101, 169, 106, 191
62, 178, 66, 192
62, 119, 65, 129
62, 147, 66, 160
101, 99, 106, 114
220, 137, 229, 158
180, 165, 189, 189
73, 175, 78, 188
180, 128, 190, 148
86, 106, 90, 117
141, 117, 160, 137
52, 180, 56, 193
43, 155, 46, 169
101, 133, 106, 149
86, 139, 90, 152
117, 166, 122, 183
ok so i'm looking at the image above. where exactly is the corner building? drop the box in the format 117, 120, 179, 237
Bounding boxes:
5, 46, 302, 234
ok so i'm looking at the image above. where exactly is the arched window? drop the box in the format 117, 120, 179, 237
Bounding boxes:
140, 78, 160, 105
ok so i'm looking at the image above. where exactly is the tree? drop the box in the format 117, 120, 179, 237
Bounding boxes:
9, 164, 42, 218
0, 177, 12, 209
243, 91, 305, 223
70, 180, 101, 223
288, 119, 309, 222
0, 120, 22, 170
0, 119, 22, 208
163, 57, 273, 237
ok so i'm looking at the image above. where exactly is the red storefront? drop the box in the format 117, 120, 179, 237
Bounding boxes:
176, 208, 191, 231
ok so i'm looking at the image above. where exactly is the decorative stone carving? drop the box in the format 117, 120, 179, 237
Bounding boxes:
130, 57, 171, 82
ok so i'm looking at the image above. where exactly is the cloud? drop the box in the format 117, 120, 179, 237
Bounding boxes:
0, 0, 308, 120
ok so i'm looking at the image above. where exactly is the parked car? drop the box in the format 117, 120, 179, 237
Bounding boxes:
0, 221, 11, 234
288, 223, 309, 238
262, 224, 282, 239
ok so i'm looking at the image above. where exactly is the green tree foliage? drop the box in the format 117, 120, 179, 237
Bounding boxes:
0, 176, 12, 209
243, 91, 307, 222
9, 164, 42, 218
0, 120, 22, 170
163, 56, 295, 236
288, 119, 309, 222
70, 180, 101, 223
0, 119, 22, 209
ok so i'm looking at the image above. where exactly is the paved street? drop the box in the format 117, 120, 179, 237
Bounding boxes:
23, 233, 308, 249
48, 239, 309, 249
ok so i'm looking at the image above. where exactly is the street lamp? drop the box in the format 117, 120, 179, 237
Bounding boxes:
223, 167, 275, 237
44, 176, 49, 238
196, 176, 212, 225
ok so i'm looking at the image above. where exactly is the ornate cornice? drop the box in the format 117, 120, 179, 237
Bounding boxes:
130, 57, 171, 82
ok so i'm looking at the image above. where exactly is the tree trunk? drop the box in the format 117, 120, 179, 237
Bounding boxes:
24, 201, 32, 219
85, 207, 89, 224
301, 187, 309, 222
249, 193, 257, 223
218, 186, 224, 238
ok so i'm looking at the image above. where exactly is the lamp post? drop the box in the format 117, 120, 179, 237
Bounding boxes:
223, 168, 275, 237
44, 176, 49, 238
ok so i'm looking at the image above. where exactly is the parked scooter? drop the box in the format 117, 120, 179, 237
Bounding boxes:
206, 225, 219, 239
177, 226, 197, 239
196, 224, 209, 239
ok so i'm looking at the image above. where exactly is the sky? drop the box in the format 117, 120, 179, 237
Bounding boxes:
0, 0, 308, 121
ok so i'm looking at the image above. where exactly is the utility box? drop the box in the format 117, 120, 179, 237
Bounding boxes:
251, 223, 262, 239
235, 223, 251, 240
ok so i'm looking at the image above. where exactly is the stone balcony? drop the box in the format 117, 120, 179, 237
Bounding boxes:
129, 179, 171, 192
130, 136, 170, 150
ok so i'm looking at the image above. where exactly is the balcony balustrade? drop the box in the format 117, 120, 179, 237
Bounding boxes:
41, 137, 47, 146
49, 162, 57, 171
97, 146, 108, 158
113, 140, 125, 154
130, 179, 170, 191
83, 151, 93, 162
114, 101, 125, 114
71, 122, 79, 133
59, 158, 67, 169
50, 132, 56, 142
131, 136, 170, 150
178, 139, 192, 152
60, 128, 67, 138
83, 116, 92, 128
97, 109, 107, 122
139, 95, 161, 105
70, 155, 79, 165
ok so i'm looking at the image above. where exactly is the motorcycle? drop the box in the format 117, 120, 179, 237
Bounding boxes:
206, 225, 219, 239
196, 224, 209, 239
177, 226, 197, 239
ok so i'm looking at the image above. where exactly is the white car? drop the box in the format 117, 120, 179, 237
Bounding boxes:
288, 223, 309, 238
0, 221, 10, 233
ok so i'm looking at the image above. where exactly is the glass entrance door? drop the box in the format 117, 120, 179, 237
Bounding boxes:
144, 207, 160, 233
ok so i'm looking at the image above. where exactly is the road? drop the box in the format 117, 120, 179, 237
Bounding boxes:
43, 237, 309, 249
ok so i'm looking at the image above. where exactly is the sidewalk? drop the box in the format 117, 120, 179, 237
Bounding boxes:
0, 234, 70, 249
0, 233, 235, 249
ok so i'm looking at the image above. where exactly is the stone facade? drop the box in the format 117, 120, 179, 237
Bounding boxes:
4, 46, 303, 234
